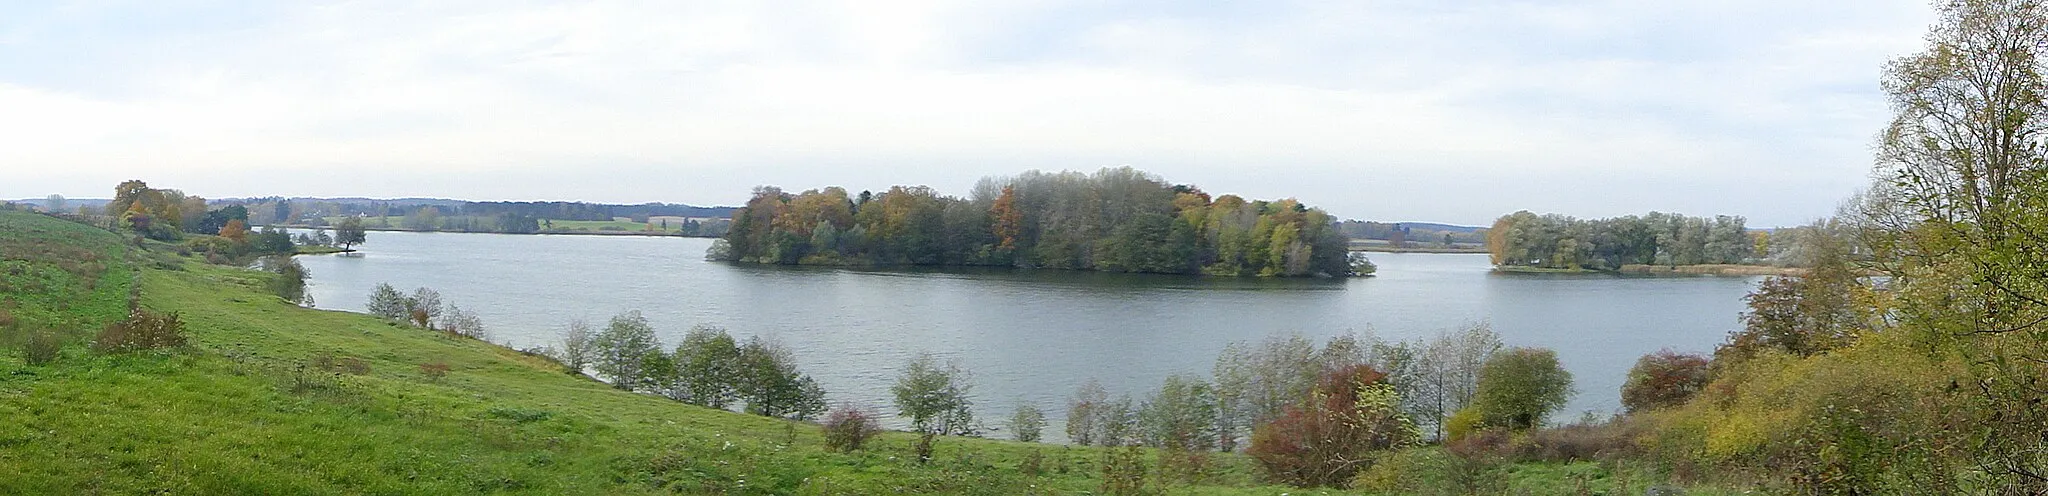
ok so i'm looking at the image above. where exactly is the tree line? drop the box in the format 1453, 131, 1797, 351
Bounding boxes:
1485, 210, 1757, 271
712, 167, 1371, 277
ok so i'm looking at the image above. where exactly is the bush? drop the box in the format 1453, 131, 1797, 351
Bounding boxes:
820, 404, 881, 452
1514, 415, 1645, 463
1622, 350, 1710, 413
1467, 347, 1573, 431
21, 328, 65, 366
92, 310, 187, 354
1008, 403, 1046, 443
1099, 445, 1152, 496
1246, 365, 1420, 487
258, 255, 310, 305
1353, 446, 1510, 496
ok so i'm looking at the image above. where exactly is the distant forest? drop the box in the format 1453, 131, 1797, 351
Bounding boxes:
712, 167, 1370, 277
1485, 211, 1759, 271
237, 198, 736, 237
1337, 220, 1486, 248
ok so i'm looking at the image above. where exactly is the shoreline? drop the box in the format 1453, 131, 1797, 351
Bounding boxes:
276, 224, 720, 239
1348, 246, 1489, 254
1493, 264, 1806, 277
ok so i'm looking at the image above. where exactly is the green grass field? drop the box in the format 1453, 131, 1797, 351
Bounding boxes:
0, 209, 1716, 494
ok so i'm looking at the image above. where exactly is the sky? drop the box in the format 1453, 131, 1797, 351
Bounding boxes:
0, 1, 1934, 227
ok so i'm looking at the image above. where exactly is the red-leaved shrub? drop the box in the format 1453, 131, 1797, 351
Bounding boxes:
1247, 365, 1420, 487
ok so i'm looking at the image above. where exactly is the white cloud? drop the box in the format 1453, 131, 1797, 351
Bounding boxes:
0, 0, 1932, 225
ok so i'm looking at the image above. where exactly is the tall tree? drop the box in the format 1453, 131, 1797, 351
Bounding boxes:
1873, 0, 2048, 485
334, 216, 367, 252
593, 311, 660, 390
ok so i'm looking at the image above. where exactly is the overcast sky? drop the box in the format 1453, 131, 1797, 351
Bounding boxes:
1, 1, 1932, 226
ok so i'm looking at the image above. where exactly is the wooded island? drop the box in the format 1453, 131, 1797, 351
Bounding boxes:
711, 167, 1370, 277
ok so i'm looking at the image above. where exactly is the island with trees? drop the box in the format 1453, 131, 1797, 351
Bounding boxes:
711, 167, 1372, 277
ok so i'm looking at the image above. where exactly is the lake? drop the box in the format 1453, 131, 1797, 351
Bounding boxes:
295, 231, 1759, 439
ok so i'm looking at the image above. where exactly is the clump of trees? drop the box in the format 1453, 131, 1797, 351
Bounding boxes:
1055, 327, 1557, 489
713, 167, 1360, 277
554, 312, 828, 422
1485, 210, 1755, 270
363, 284, 489, 340
258, 255, 312, 306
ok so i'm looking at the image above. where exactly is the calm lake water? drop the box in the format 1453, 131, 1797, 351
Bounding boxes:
296, 231, 1759, 438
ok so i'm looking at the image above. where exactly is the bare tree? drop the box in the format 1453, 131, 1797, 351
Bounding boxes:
555, 319, 595, 375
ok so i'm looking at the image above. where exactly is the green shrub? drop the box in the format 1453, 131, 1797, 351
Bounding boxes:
1467, 347, 1573, 431
1099, 445, 1152, 496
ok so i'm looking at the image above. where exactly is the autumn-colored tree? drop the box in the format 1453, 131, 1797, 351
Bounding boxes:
1246, 365, 1419, 487
1620, 349, 1709, 413
219, 219, 250, 243
990, 186, 1023, 251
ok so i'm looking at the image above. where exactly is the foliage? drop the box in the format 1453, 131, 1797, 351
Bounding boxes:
1466, 347, 1574, 432
664, 325, 741, 408
1066, 379, 1111, 446
333, 216, 367, 251
257, 255, 312, 306
716, 167, 1359, 277
1137, 374, 1218, 451
1486, 210, 1753, 270
365, 283, 409, 322
1406, 324, 1503, 440
1621, 350, 1709, 413
92, 310, 189, 354
1099, 445, 1153, 496
589, 309, 659, 391
1213, 332, 1371, 450
553, 319, 595, 374
733, 336, 827, 421
592, 310, 660, 390
105, 180, 188, 241
1008, 402, 1046, 443
406, 287, 443, 328
893, 352, 975, 462
441, 305, 487, 340
1245, 365, 1420, 487
16, 327, 67, 366
1713, 261, 1863, 370
820, 404, 882, 452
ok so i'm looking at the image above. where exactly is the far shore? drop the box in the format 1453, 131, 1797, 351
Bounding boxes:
1493, 264, 1806, 277
1348, 245, 1489, 254
274, 224, 721, 239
